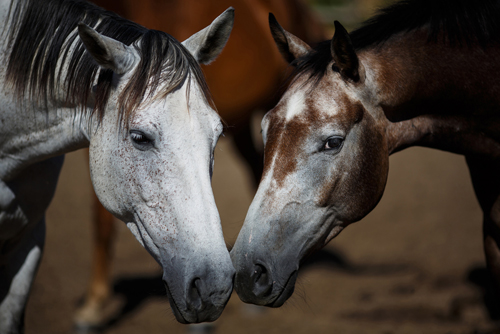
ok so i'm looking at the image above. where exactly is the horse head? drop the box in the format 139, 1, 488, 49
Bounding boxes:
231, 16, 389, 307
79, 8, 235, 323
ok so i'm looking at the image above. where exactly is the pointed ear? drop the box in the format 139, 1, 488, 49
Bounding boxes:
182, 7, 234, 65
331, 21, 360, 82
78, 23, 138, 75
269, 13, 311, 63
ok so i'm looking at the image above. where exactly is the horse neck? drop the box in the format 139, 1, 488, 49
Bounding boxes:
0, 0, 115, 178
362, 29, 500, 157
0, 49, 94, 179
0, 92, 93, 179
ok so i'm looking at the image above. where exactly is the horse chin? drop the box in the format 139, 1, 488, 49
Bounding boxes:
167, 300, 225, 325
269, 270, 298, 308
169, 305, 190, 324
163, 281, 190, 324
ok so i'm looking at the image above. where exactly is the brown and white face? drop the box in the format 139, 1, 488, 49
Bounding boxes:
231, 17, 389, 307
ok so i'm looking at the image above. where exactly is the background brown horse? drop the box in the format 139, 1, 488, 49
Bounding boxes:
74, 0, 326, 328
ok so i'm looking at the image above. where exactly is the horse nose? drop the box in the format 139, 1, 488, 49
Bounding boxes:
234, 261, 274, 304
186, 277, 204, 312
163, 268, 234, 323
251, 263, 273, 298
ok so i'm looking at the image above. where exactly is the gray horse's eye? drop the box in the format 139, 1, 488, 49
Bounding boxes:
323, 136, 344, 151
130, 130, 153, 150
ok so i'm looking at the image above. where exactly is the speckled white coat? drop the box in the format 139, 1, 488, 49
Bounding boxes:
0, 0, 235, 331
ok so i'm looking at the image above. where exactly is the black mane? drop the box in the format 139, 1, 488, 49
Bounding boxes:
292, 0, 500, 84
5, 0, 211, 125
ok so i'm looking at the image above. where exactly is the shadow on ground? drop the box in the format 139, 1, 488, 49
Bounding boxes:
75, 274, 165, 333
77, 252, 500, 333
467, 266, 500, 321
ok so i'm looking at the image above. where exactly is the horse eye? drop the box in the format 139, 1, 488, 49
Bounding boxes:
130, 132, 149, 143
324, 137, 344, 151
130, 130, 153, 149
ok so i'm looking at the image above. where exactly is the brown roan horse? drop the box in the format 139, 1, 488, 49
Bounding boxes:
231, 0, 500, 308
74, 0, 325, 328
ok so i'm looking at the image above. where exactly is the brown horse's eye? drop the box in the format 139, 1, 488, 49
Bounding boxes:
324, 137, 344, 151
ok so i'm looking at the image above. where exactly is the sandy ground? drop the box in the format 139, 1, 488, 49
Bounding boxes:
25, 136, 500, 334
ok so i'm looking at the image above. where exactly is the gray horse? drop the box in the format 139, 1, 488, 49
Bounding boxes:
0, 0, 235, 332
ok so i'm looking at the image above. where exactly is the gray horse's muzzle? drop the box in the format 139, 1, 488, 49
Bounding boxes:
163, 258, 235, 323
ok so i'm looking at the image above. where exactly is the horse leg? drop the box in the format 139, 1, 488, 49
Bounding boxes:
0, 219, 45, 334
73, 194, 115, 329
231, 119, 264, 186
466, 156, 500, 297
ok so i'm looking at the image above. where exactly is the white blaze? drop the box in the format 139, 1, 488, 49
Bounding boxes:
285, 91, 306, 121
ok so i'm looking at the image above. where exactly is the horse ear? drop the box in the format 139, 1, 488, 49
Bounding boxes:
78, 23, 137, 75
269, 13, 311, 63
331, 21, 360, 82
182, 7, 234, 65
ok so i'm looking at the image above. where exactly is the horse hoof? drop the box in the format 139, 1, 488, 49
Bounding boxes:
73, 317, 105, 334
73, 303, 108, 333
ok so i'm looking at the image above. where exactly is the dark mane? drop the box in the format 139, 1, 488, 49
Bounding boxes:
292, 0, 500, 85
351, 0, 500, 50
5, 0, 212, 126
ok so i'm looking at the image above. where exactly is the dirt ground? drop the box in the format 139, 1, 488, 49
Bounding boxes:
25, 135, 500, 334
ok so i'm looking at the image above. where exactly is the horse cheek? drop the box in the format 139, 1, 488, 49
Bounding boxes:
317, 119, 389, 224
349, 120, 389, 222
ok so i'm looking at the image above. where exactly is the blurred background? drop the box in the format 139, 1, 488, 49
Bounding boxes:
25, 0, 500, 333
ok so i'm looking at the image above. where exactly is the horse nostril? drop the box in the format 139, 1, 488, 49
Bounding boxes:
253, 264, 265, 283
251, 263, 273, 298
187, 278, 203, 311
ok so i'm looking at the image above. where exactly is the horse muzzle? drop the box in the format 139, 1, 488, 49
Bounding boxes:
231, 248, 299, 307
163, 263, 235, 323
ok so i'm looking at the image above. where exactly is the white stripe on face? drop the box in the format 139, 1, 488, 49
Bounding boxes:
285, 90, 306, 122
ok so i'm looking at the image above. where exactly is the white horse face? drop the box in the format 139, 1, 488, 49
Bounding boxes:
80, 9, 235, 323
